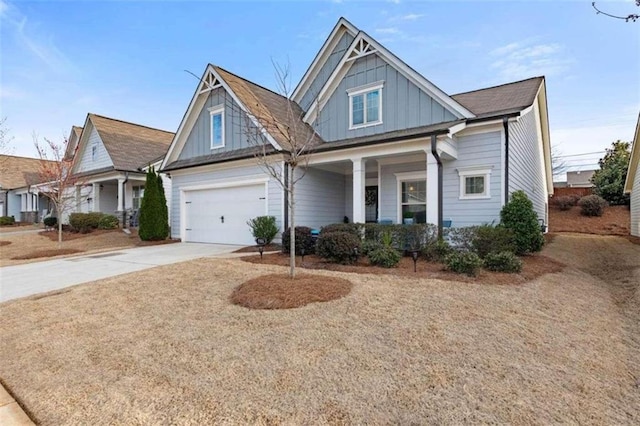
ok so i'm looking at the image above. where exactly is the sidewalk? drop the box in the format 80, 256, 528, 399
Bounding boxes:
0, 384, 34, 425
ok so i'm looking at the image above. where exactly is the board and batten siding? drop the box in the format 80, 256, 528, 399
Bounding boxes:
299, 31, 355, 112
314, 53, 458, 142
169, 164, 283, 240
631, 161, 640, 236
77, 126, 113, 173
293, 167, 345, 229
508, 109, 547, 223
442, 131, 503, 228
178, 88, 264, 161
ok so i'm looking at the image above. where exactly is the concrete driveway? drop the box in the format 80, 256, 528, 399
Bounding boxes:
0, 243, 243, 303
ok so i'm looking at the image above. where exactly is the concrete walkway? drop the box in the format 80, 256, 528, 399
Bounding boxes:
0, 243, 243, 303
0, 384, 33, 425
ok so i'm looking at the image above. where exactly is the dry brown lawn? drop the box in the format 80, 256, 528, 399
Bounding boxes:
0, 234, 638, 424
0, 230, 138, 267
549, 204, 630, 235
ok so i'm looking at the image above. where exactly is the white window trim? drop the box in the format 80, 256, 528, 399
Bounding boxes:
347, 81, 384, 130
394, 171, 427, 223
458, 166, 493, 200
208, 105, 225, 150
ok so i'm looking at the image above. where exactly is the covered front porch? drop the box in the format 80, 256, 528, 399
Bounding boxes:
294, 133, 458, 232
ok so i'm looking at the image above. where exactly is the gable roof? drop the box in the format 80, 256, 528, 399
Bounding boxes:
214, 66, 324, 151
624, 112, 640, 193
0, 155, 58, 189
64, 125, 84, 160
452, 77, 544, 119
80, 114, 174, 172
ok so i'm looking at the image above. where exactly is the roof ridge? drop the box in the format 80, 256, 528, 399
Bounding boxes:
452, 76, 544, 97
88, 113, 175, 135
212, 64, 290, 101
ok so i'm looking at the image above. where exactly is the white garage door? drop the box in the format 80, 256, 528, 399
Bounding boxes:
183, 183, 266, 245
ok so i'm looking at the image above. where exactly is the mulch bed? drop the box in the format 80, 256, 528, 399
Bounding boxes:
0, 241, 11, 247
627, 235, 640, 245
11, 248, 84, 260
242, 252, 565, 285
549, 205, 630, 236
39, 229, 122, 242
231, 273, 352, 309
136, 238, 181, 246
234, 243, 282, 253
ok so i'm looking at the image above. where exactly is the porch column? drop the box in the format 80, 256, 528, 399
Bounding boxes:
426, 152, 439, 225
352, 158, 366, 223
92, 183, 101, 212
117, 178, 125, 211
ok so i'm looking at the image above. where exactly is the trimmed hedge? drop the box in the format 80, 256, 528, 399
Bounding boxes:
368, 246, 401, 268
320, 223, 362, 236
43, 216, 58, 228
444, 251, 483, 276
316, 231, 361, 264
247, 216, 279, 244
422, 239, 452, 262
98, 214, 119, 229
500, 191, 544, 255
69, 212, 118, 233
282, 226, 315, 255
0, 216, 16, 226
483, 251, 523, 273
472, 225, 516, 259
578, 194, 607, 217
554, 195, 576, 211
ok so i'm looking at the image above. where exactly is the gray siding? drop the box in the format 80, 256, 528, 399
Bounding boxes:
631, 162, 640, 236
380, 162, 425, 222
442, 131, 503, 227
508, 110, 547, 222
299, 31, 355, 112
77, 126, 113, 173
178, 88, 265, 161
170, 164, 283, 239
315, 53, 458, 142
293, 167, 345, 229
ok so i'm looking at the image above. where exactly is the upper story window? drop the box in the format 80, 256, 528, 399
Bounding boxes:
208, 105, 225, 149
347, 81, 384, 130
91, 144, 97, 161
458, 166, 493, 200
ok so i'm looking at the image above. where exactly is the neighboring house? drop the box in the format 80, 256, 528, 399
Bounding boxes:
624, 113, 640, 237
566, 169, 596, 188
0, 155, 58, 222
69, 114, 174, 224
161, 18, 553, 246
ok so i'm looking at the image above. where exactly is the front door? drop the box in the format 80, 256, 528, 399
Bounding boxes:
365, 186, 378, 223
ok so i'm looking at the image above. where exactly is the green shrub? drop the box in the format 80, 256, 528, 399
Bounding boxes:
362, 223, 437, 252
578, 194, 607, 217
446, 226, 479, 251
316, 231, 361, 264
368, 246, 402, 268
554, 195, 576, 211
422, 239, 452, 262
361, 239, 383, 257
282, 226, 315, 255
444, 251, 483, 276
320, 223, 362, 236
472, 225, 516, 259
500, 191, 544, 255
139, 167, 169, 241
43, 216, 57, 228
69, 212, 101, 233
0, 216, 15, 226
247, 216, 279, 244
98, 214, 119, 229
483, 251, 523, 273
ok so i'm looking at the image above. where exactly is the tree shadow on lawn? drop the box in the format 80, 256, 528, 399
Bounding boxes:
241, 252, 565, 285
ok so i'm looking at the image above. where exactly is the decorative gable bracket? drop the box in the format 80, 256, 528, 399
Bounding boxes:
346, 38, 376, 62
198, 72, 223, 94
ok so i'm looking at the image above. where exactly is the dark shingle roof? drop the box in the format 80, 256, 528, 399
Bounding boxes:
452, 76, 543, 118
88, 114, 175, 171
0, 155, 58, 189
214, 66, 324, 151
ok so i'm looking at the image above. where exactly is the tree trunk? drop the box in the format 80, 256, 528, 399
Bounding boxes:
289, 181, 296, 279
57, 208, 62, 248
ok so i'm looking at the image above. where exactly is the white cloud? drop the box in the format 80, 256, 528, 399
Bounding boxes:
376, 27, 401, 35
401, 13, 424, 20
490, 40, 571, 81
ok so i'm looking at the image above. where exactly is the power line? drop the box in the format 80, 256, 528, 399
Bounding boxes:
555, 151, 605, 158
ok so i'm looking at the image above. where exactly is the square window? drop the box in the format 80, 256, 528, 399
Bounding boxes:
458, 167, 492, 199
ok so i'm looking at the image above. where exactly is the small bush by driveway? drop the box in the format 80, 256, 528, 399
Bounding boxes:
0, 234, 638, 424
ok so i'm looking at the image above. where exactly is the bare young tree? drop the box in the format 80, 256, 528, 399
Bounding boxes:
33, 134, 83, 246
592, 1, 639, 22
242, 62, 319, 278
551, 145, 569, 177
0, 117, 15, 175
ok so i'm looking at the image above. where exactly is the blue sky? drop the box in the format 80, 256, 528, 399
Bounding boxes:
1, 0, 639, 177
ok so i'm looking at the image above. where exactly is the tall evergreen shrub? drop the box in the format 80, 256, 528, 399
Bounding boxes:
500, 190, 544, 255
138, 167, 169, 241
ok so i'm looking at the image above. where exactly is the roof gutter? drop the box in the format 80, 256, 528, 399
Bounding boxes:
503, 116, 510, 205
430, 134, 444, 241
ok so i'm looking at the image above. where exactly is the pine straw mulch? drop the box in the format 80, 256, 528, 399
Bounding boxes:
0, 241, 11, 246
11, 248, 83, 260
549, 204, 630, 235
233, 243, 282, 253
231, 273, 352, 309
1, 234, 639, 424
38, 229, 122, 242
242, 252, 564, 285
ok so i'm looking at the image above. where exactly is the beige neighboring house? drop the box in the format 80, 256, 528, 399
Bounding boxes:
0, 155, 58, 222
566, 169, 596, 188
69, 113, 174, 225
624, 113, 640, 237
